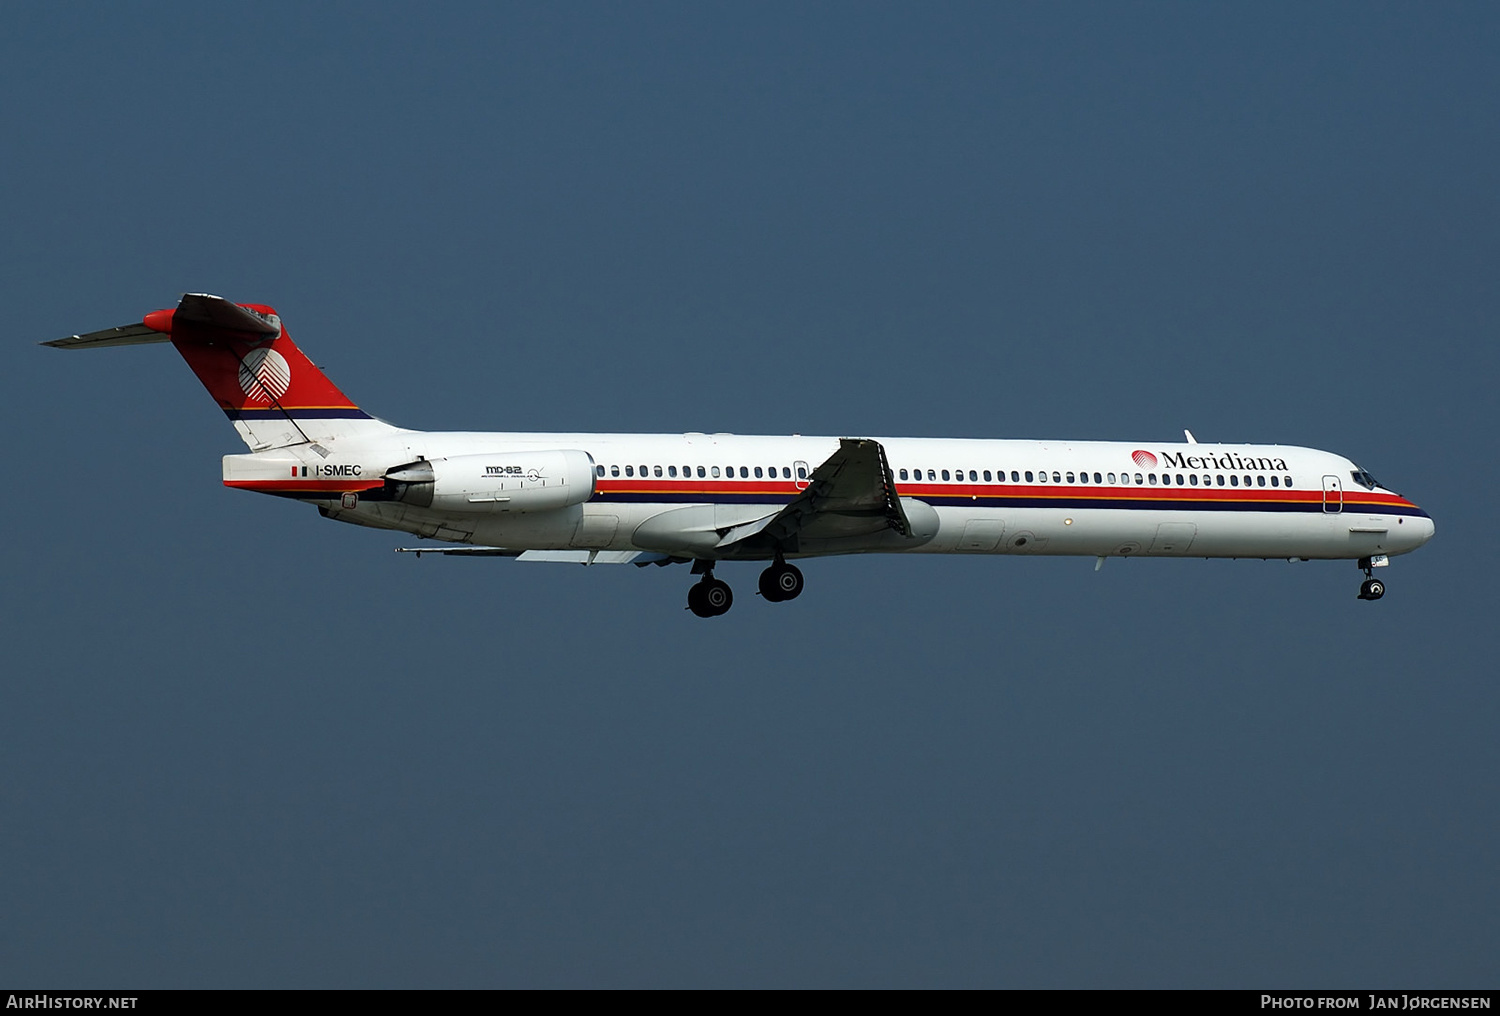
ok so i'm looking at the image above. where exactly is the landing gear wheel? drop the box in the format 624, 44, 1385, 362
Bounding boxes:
703, 578, 732, 615
1357, 558, 1387, 601
759, 563, 804, 602
687, 581, 712, 617
688, 577, 733, 617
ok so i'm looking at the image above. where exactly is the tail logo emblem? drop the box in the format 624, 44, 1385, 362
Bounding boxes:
238, 347, 291, 404
1131, 449, 1157, 468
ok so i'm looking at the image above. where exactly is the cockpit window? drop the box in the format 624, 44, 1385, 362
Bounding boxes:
1350, 468, 1381, 491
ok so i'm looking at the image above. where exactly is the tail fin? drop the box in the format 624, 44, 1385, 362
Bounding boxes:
46, 293, 401, 450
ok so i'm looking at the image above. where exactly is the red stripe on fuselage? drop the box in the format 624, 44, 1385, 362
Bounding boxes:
225, 478, 385, 492
590, 479, 1419, 510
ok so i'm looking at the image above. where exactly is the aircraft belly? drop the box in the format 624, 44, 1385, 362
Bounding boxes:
466, 504, 584, 549
925, 507, 1372, 559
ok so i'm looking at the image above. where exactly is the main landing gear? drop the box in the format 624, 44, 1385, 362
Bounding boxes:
758, 559, 804, 603
687, 568, 733, 618
685, 558, 806, 617
1357, 557, 1386, 601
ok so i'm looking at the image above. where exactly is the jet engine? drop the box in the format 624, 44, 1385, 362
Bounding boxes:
385, 450, 596, 513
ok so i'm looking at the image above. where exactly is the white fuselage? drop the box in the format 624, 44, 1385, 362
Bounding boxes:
223, 431, 1435, 563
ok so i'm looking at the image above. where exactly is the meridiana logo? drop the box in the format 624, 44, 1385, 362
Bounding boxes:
238, 347, 291, 404
1131, 449, 1158, 468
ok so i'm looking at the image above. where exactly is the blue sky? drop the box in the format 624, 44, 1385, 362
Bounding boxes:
2, 2, 1496, 987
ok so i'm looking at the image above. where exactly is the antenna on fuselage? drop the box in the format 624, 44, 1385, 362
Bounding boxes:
1184, 429, 1198, 444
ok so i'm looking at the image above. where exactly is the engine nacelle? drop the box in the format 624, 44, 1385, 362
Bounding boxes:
386, 450, 596, 513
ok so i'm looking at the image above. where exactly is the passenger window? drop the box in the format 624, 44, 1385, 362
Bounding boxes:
1177, 474, 1185, 485
1025, 471, 1034, 482
1257, 475, 1266, 487
596, 465, 605, 477
1066, 472, 1075, 483
1134, 473, 1143, 484
927, 469, 935, 481
983, 470, 991, 481
640, 465, 647, 476
1216, 475, 1224, 486
797, 466, 808, 480
1243, 475, 1252, 486
1284, 476, 1292, 487
941, 470, 950, 481
783, 467, 791, 479
1189, 474, 1198, 486
1149, 474, 1157, 484
738, 466, 747, 478
711, 466, 720, 478
899, 468, 908, 480
968, 470, 977, 481
611, 465, 620, 477
697, 466, 706, 478
667, 465, 677, 477
1270, 475, 1279, 487
625, 465, 634, 477
754, 466, 763, 478
1230, 475, 1239, 486
1107, 472, 1116, 483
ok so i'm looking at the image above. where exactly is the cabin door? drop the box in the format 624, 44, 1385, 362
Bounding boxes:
1322, 475, 1343, 513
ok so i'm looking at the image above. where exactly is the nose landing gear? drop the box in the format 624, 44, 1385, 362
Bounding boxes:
1357, 557, 1386, 601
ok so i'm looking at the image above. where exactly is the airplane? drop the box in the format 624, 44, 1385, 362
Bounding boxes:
45, 293, 1434, 616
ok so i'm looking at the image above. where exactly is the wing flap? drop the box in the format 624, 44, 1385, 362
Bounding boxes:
394, 546, 674, 566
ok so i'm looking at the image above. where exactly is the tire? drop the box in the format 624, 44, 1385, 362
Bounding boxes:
774, 564, 804, 600
703, 578, 733, 615
687, 582, 714, 617
759, 568, 785, 602
1366, 579, 1385, 600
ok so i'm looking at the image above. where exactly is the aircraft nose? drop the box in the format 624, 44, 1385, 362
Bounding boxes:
1406, 512, 1435, 548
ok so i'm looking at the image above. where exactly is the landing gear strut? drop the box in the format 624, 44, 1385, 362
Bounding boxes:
1357, 557, 1386, 601
758, 557, 804, 602
687, 564, 733, 618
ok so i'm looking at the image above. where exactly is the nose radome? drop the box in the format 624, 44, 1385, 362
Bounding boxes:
1401, 512, 1435, 549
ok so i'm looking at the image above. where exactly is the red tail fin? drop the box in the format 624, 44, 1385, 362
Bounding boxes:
48, 294, 399, 450
145, 294, 394, 449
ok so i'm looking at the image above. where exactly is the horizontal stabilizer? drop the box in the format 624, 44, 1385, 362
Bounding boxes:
43, 322, 170, 349
172, 293, 281, 337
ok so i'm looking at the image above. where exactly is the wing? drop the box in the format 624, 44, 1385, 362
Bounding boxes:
395, 547, 677, 566
717, 438, 912, 553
